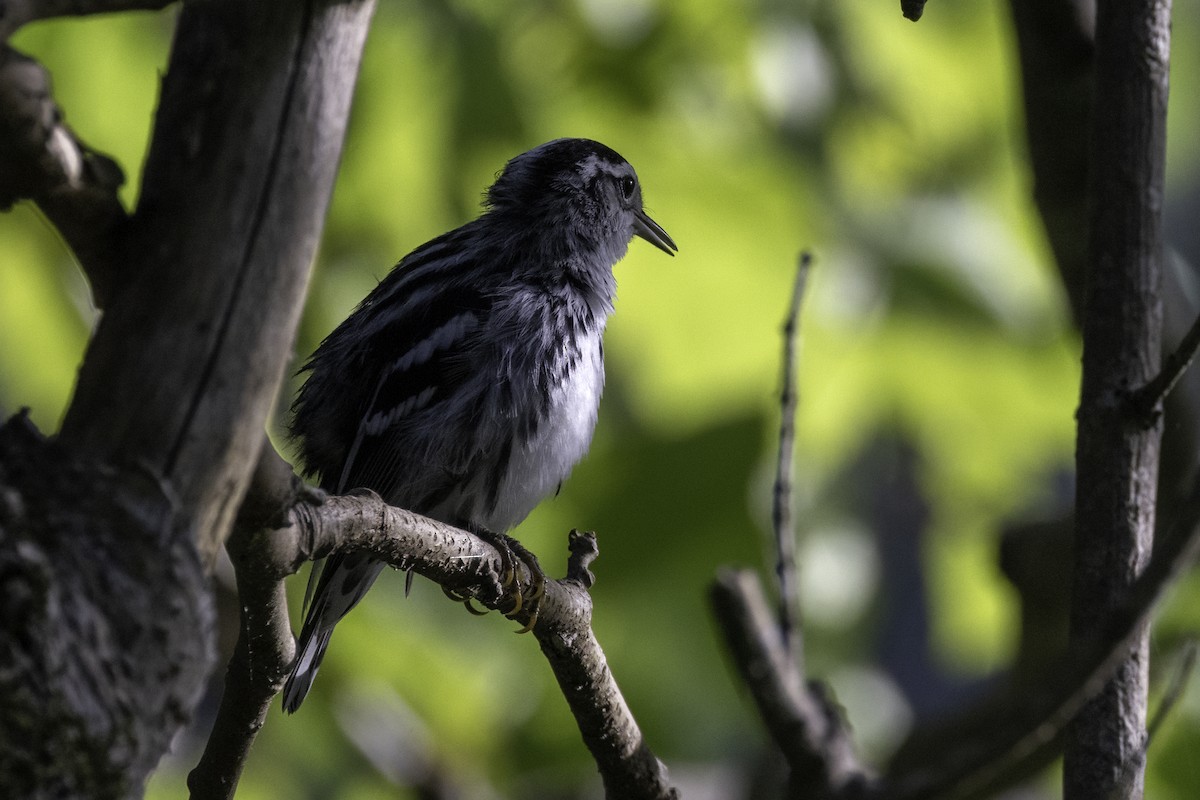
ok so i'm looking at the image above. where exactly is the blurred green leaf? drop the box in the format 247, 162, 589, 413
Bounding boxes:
10, 0, 1200, 796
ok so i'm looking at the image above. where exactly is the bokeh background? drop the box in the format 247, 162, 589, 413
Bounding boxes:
5, 1, 1200, 797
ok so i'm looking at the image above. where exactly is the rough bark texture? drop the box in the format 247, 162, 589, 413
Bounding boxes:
1065, 1, 1170, 798
0, 414, 212, 797
534, 532, 679, 800
1010, 0, 1200, 503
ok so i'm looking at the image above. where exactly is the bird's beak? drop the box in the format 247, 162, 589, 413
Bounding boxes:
634, 210, 678, 256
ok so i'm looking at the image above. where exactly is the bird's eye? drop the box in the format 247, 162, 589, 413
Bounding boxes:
620, 175, 636, 200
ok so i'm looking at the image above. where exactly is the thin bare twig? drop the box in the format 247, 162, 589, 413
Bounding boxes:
1145, 639, 1197, 748
1130, 309, 1200, 420
773, 251, 812, 664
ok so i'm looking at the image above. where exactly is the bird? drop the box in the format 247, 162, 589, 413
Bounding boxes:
282, 138, 676, 712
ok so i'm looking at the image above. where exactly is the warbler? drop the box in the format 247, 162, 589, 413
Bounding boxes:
282, 138, 675, 712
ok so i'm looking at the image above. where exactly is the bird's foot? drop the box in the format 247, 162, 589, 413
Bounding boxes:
472, 527, 545, 633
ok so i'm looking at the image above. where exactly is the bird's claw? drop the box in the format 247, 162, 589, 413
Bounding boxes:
442, 584, 491, 615
463, 597, 490, 616
467, 527, 546, 633
441, 528, 546, 630
500, 537, 543, 633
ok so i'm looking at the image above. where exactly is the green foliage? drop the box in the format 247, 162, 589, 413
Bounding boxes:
5, 1, 1200, 797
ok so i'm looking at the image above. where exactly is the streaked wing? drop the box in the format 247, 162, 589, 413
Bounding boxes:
334, 286, 488, 498
296, 237, 492, 619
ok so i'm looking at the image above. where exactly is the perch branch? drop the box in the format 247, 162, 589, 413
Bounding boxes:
772, 252, 811, 663
0, 45, 127, 307
193, 443, 677, 800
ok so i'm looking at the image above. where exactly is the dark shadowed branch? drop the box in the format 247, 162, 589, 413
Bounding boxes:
711, 569, 870, 800
0, 0, 175, 39
1130, 309, 1200, 419
188, 441, 310, 800
1007, 0, 1094, 324
0, 45, 128, 306
1065, 0, 1170, 797
194, 442, 678, 800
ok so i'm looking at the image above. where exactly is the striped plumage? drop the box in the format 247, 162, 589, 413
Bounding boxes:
282, 138, 675, 712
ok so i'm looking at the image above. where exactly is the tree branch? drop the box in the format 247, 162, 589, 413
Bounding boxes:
772, 252, 812, 663
188, 441, 309, 800
900, 0, 928, 22
195, 443, 678, 800
1129, 308, 1200, 419
0, 0, 175, 40
1065, 1, 1170, 797
710, 569, 870, 799
0, 45, 128, 307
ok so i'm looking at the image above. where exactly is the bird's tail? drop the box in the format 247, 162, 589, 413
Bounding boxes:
282, 552, 387, 712
282, 626, 334, 713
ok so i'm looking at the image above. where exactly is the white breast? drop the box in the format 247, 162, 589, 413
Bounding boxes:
482, 334, 605, 532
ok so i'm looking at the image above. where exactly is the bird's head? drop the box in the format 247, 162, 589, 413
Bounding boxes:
485, 138, 677, 262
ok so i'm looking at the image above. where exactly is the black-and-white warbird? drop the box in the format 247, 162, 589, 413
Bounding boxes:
282, 138, 676, 712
